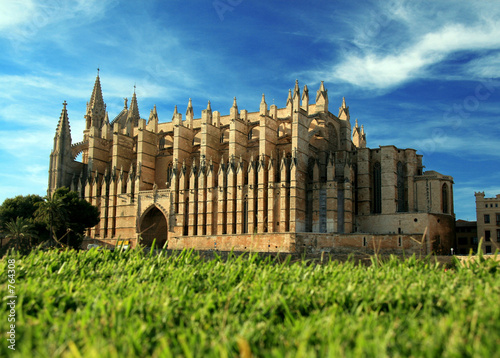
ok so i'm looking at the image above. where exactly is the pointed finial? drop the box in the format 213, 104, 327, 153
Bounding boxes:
261, 93, 266, 103
355, 119, 358, 128
361, 125, 365, 135
123, 97, 128, 109
63, 100, 67, 109
207, 100, 212, 111
319, 81, 326, 91
153, 104, 157, 114
133, 83, 136, 94
342, 97, 346, 108
97, 67, 100, 76
174, 105, 178, 114
233, 97, 237, 107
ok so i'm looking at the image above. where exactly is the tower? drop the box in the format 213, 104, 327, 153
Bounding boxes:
48, 101, 73, 194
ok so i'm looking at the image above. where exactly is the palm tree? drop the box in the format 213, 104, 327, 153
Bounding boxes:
35, 193, 66, 247
4, 217, 38, 250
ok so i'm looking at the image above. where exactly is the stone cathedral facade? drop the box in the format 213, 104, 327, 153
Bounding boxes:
48, 74, 455, 254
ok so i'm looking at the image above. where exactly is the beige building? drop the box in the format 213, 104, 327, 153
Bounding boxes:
455, 220, 478, 255
475, 192, 500, 254
48, 74, 455, 254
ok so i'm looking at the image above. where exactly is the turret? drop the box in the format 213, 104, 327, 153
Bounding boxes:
286, 89, 293, 117
293, 80, 300, 109
352, 119, 366, 148
338, 96, 349, 121
172, 105, 183, 126
315, 81, 328, 113
126, 88, 140, 131
230, 97, 239, 120
48, 100, 73, 193
301, 85, 309, 114
147, 104, 159, 133
186, 98, 194, 129
260, 94, 268, 116
201, 101, 213, 125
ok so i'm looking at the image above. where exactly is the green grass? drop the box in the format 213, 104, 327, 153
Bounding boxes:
1, 248, 499, 357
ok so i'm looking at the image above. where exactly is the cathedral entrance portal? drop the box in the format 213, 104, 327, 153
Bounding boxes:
140, 207, 168, 248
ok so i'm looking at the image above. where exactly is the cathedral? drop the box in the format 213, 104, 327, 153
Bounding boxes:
48, 73, 455, 254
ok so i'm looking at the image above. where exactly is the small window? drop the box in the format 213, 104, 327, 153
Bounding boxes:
496, 214, 500, 225
485, 230, 491, 241
484, 214, 490, 224
485, 245, 492, 254
398, 237, 402, 247
472, 237, 479, 245
363, 237, 367, 247
497, 229, 500, 242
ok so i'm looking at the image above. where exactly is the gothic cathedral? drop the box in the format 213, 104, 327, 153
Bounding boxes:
48, 74, 455, 254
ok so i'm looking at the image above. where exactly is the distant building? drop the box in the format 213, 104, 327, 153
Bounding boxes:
455, 220, 478, 255
48, 74, 456, 254
475, 193, 500, 254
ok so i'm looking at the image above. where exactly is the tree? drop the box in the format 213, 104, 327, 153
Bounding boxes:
35, 192, 67, 246
4, 217, 38, 251
0, 194, 48, 246
36, 188, 100, 249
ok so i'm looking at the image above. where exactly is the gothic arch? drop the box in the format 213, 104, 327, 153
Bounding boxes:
327, 123, 339, 152
442, 183, 449, 214
372, 162, 382, 214
138, 205, 168, 248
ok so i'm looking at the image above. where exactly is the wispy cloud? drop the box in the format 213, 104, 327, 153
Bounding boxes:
306, 1, 500, 90
331, 22, 500, 89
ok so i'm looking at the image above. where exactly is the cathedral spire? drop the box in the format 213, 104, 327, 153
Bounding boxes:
52, 102, 73, 191
54, 100, 72, 153
86, 70, 106, 130
127, 89, 140, 127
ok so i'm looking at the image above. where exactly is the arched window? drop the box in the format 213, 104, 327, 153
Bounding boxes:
397, 161, 406, 212
305, 157, 316, 232
248, 128, 253, 140
373, 162, 382, 214
243, 196, 248, 234
220, 132, 224, 143
328, 123, 338, 152
442, 183, 449, 214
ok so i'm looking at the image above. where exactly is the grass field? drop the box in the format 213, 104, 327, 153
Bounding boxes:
1, 247, 499, 357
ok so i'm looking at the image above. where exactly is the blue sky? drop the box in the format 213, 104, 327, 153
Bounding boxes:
0, 0, 499, 221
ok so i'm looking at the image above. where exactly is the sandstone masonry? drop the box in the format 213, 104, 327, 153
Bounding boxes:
48, 74, 455, 254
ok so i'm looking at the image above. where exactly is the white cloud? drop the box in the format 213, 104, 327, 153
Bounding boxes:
0, 0, 116, 42
331, 22, 500, 89
0, 0, 36, 30
466, 53, 500, 79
